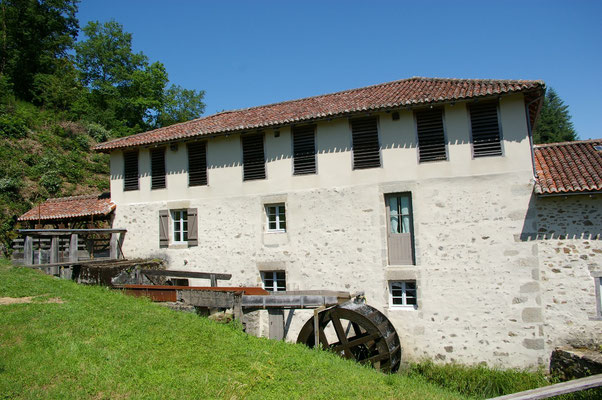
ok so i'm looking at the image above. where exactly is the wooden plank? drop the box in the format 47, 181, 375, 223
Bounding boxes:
489, 374, 602, 400
268, 309, 285, 340
178, 289, 235, 308
69, 234, 78, 263
17, 229, 127, 235
140, 269, 232, 281
19, 258, 127, 268
24, 236, 33, 265
110, 233, 119, 259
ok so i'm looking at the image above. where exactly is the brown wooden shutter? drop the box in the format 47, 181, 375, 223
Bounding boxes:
469, 102, 502, 157
123, 151, 139, 191
188, 142, 207, 186
159, 210, 169, 248
187, 208, 198, 247
351, 117, 381, 169
416, 108, 447, 162
242, 133, 265, 180
292, 125, 316, 175
150, 148, 166, 189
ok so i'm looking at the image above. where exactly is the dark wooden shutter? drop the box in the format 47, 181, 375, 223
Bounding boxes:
187, 208, 198, 247
292, 125, 316, 175
416, 109, 447, 162
159, 210, 169, 248
188, 142, 207, 186
351, 117, 380, 169
150, 148, 166, 189
123, 151, 139, 191
242, 133, 265, 181
469, 102, 502, 157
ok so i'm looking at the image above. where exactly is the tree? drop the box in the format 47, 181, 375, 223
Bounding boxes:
533, 88, 577, 144
0, 0, 79, 101
157, 84, 205, 127
75, 20, 205, 135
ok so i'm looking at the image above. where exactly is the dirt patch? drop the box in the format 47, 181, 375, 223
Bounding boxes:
0, 296, 64, 305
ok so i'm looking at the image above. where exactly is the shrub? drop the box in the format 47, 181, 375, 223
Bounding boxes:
86, 122, 111, 142
0, 114, 28, 138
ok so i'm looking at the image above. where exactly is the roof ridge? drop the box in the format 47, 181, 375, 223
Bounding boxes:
534, 138, 602, 148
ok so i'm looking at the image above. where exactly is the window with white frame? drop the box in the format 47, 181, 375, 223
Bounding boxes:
171, 210, 188, 243
261, 271, 286, 292
389, 281, 417, 309
265, 204, 286, 232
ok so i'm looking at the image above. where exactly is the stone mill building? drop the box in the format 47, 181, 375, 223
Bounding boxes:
92, 77, 601, 368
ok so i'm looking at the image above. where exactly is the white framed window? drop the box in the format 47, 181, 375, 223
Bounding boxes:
171, 210, 188, 243
261, 271, 286, 292
265, 204, 286, 232
389, 281, 417, 309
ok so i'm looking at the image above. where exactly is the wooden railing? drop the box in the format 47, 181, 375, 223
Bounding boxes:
12, 229, 127, 267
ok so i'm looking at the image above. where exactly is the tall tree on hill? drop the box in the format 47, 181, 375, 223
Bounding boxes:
0, 0, 79, 101
75, 20, 205, 135
533, 88, 577, 144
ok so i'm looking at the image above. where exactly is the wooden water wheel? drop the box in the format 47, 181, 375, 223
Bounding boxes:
296, 300, 402, 373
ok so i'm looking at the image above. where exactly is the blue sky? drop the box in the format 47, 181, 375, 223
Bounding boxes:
77, 1, 602, 140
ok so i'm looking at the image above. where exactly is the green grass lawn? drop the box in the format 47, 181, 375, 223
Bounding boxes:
1, 259, 598, 400
0, 259, 467, 399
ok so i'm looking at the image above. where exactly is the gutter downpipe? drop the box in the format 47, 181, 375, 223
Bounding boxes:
525, 91, 545, 182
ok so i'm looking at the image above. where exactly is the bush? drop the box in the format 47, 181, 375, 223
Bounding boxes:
86, 122, 111, 142
0, 114, 28, 138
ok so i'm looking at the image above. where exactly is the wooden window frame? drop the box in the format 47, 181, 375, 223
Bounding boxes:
292, 124, 317, 175
385, 193, 416, 265
593, 272, 602, 320
150, 147, 166, 190
123, 150, 139, 191
171, 210, 188, 244
265, 203, 286, 233
468, 101, 504, 158
414, 107, 448, 163
241, 133, 266, 181
187, 141, 208, 187
389, 280, 418, 309
261, 270, 286, 292
350, 116, 382, 170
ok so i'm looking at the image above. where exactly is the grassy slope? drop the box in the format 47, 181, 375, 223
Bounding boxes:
0, 260, 466, 400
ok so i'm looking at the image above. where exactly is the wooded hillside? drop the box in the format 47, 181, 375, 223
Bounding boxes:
0, 0, 205, 254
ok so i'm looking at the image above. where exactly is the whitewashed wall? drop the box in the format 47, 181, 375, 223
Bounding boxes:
107, 93, 601, 368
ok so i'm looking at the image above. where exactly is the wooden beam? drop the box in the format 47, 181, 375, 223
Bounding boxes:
488, 373, 602, 400
69, 234, 78, 263
17, 228, 127, 236
24, 236, 33, 265
139, 269, 232, 281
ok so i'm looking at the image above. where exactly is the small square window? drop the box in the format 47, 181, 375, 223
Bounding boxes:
172, 210, 188, 243
265, 204, 286, 232
262, 271, 286, 292
389, 281, 417, 309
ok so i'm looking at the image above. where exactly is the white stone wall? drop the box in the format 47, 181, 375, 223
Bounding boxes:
107, 91, 601, 368
531, 195, 602, 351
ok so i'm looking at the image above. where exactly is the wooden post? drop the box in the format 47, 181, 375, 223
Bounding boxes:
117, 231, 125, 259
110, 233, 119, 260
50, 235, 59, 263
49, 235, 59, 275
210, 274, 217, 287
24, 236, 33, 265
69, 234, 78, 263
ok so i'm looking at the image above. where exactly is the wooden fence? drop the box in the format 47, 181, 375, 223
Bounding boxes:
12, 229, 127, 267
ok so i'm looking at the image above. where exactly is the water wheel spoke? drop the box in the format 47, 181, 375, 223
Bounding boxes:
331, 315, 354, 359
331, 331, 381, 353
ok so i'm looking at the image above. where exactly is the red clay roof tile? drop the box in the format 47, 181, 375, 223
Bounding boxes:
93, 76, 544, 152
534, 140, 602, 194
18, 193, 116, 222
